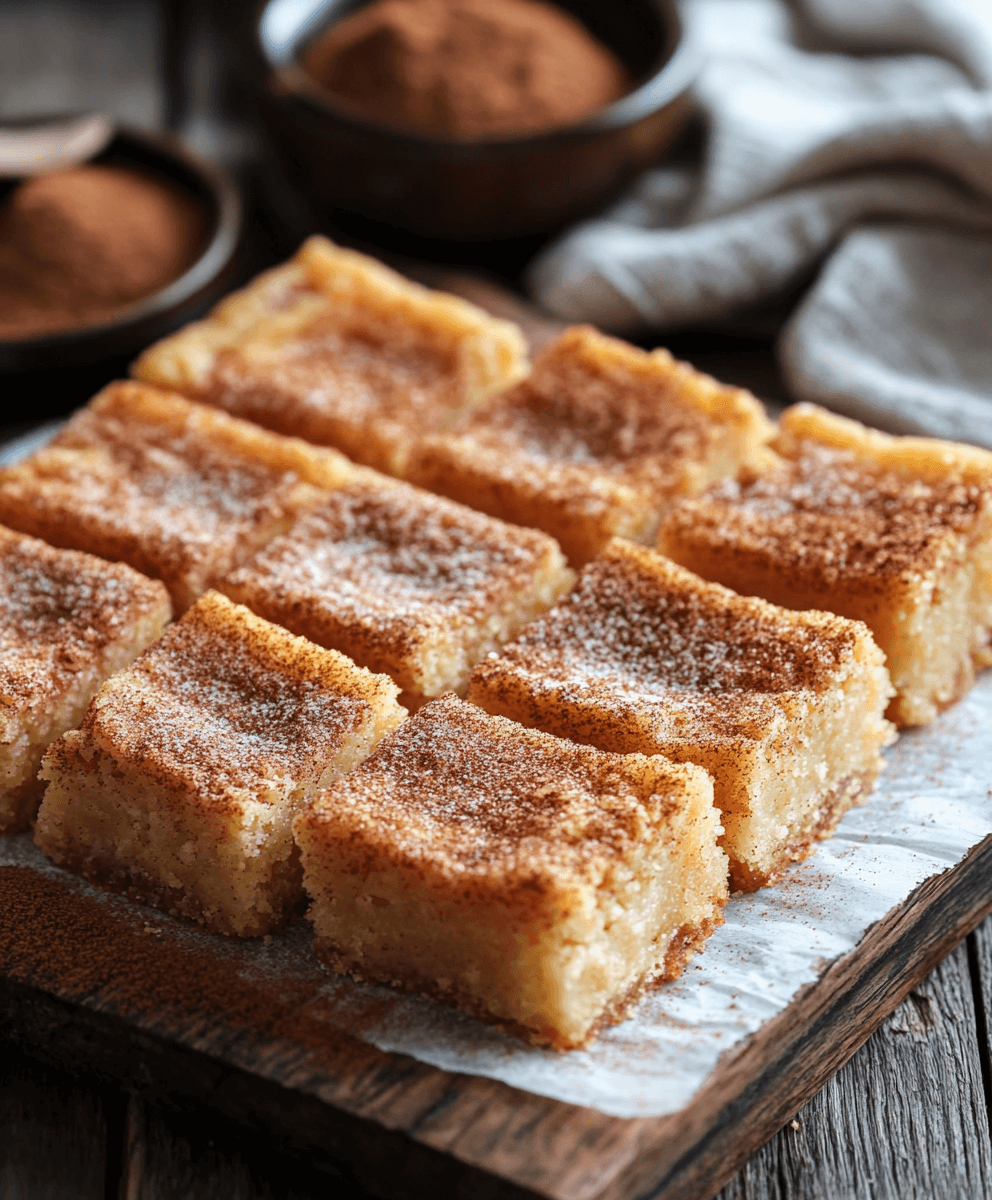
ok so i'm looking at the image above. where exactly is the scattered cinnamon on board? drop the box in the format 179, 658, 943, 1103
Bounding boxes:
301, 0, 630, 139
0, 164, 208, 341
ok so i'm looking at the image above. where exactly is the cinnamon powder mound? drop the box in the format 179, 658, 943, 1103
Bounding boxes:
302, 0, 630, 138
0, 165, 207, 341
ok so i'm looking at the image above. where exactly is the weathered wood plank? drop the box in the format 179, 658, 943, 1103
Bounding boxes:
970, 913, 992, 1144
716, 939, 992, 1199
0, 1050, 110, 1200
119, 1091, 373, 1200
595, 834, 992, 1200
2, 835, 990, 1200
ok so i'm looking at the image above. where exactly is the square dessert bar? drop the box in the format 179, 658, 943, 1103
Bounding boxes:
219, 475, 575, 708
0, 525, 171, 834
295, 694, 728, 1049
468, 540, 895, 891
35, 591, 406, 937
133, 236, 529, 476
406, 324, 775, 565
660, 404, 992, 726
0, 380, 354, 614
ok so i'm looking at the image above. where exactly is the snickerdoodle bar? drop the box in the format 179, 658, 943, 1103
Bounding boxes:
406, 324, 774, 564
0, 524, 171, 833
660, 404, 992, 726
219, 475, 574, 708
468, 539, 895, 890
35, 591, 405, 936
133, 236, 529, 475
294, 694, 727, 1049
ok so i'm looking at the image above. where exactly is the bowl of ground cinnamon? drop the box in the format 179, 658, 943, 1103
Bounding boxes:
252, 0, 695, 240
0, 124, 241, 406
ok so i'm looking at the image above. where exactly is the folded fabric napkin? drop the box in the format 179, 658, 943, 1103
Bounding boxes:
529, 0, 992, 447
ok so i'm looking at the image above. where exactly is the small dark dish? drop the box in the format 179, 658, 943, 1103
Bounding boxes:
253, 0, 697, 241
0, 124, 241, 417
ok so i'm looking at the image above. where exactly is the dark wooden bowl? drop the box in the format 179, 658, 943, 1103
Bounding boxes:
253, 0, 697, 241
0, 125, 242, 417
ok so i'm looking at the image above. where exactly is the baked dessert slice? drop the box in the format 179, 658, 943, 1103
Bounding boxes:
132, 236, 529, 476
660, 403, 992, 726
294, 694, 727, 1049
468, 540, 895, 891
35, 591, 405, 936
219, 475, 575, 709
0, 525, 171, 834
0, 380, 354, 614
405, 324, 775, 565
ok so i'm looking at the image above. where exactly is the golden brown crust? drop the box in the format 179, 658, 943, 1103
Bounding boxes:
132, 236, 529, 475
469, 540, 867, 725
302, 693, 711, 890
661, 403, 992, 595
0, 382, 353, 612
0, 522, 172, 719
406, 325, 775, 563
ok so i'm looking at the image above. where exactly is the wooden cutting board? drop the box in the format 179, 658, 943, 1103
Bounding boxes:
1, 283, 988, 1200
2, 829, 990, 1200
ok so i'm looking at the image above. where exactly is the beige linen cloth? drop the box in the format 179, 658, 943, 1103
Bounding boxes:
528, 0, 992, 448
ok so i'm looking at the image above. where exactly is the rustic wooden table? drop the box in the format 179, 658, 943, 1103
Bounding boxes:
2, 3, 991, 1195
1, 917, 989, 1199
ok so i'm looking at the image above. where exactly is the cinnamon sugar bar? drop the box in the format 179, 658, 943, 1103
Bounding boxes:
219, 475, 574, 708
0, 380, 354, 613
35, 591, 405, 936
0, 525, 171, 834
406, 325, 775, 565
295, 694, 728, 1049
468, 540, 895, 891
132, 236, 529, 475
660, 404, 992, 726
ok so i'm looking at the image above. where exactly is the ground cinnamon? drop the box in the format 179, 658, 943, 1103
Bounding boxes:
301, 0, 630, 139
0, 164, 207, 341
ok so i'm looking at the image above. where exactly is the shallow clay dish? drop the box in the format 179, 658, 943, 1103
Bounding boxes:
0, 124, 241, 416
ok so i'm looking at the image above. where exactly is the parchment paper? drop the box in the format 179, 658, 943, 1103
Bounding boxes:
1, 428, 989, 1119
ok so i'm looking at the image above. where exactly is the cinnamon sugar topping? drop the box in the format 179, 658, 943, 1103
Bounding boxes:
210, 318, 468, 447
454, 325, 756, 485
307, 693, 700, 884
0, 382, 352, 611
0, 524, 169, 717
667, 442, 989, 586
407, 325, 773, 564
481, 540, 860, 704
226, 477, 561, 635
80, 592, 391, 809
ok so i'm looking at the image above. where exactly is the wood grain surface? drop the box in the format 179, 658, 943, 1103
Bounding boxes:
718, 940, 992, 1200
3, 915, 992, 1199
2, 832, 990, 1200
0, 1053, 114, 1200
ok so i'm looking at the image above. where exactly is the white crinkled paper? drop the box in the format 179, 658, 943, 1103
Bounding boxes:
338, 673, 992, 1117
5, 678, 988, 1120
1, 427, 990, 1120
